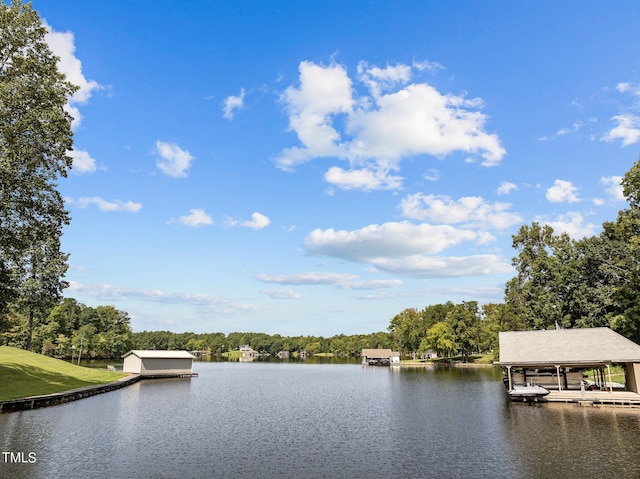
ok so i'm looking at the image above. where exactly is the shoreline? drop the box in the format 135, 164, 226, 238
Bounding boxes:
0, 374, 141, 413
401, 361, 496, 368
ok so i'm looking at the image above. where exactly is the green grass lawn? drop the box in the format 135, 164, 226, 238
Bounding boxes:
583, 365, 626, 384
221, 350, 242, 359
0, 346, 126, 401
402, 353, 495, 365
468, 353, 494, 364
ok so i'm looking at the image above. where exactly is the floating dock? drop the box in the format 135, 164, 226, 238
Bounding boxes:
535, 390, 640, 408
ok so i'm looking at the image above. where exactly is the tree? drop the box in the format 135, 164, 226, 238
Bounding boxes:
424, 322, 457, 359
502, 157, 640, 342
505, 223, 565, 330
446, 302, 481, 361
420, 302, 456, 331
19, 236, 69, 350
603, 156, 640, 342
388, 308, 424, 354
0, 1, 77, 342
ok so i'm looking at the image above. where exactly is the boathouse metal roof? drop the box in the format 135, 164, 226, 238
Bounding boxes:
361, 349, 400, 358
122, 350, 195, 359
498, 327, 640, 367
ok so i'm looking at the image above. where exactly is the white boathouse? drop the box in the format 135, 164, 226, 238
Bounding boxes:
361, 348, 401, 365
122, 350, 196, 377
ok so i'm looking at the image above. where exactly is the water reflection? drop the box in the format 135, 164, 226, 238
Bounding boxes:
1, 363, 640, 479
503, 402, 640, 478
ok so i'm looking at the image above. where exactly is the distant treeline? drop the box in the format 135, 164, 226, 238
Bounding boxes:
131, 330, 394, 357
132, 300, 503, 361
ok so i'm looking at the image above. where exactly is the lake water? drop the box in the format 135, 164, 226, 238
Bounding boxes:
2, 362, 640, 479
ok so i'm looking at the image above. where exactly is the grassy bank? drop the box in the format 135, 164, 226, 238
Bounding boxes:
221, 350, 242, 359
402, 353, 495, 366
0, 346, 126, 401
583, 365, 626, 384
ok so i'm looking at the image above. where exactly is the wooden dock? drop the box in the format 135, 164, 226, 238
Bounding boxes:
542, 390, 640, 408
141, 372, 198, 378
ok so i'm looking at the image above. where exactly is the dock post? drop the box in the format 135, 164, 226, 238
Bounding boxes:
555, 365, 562, 391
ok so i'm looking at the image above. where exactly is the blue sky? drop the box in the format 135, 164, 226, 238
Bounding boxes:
34, 1, 640, 336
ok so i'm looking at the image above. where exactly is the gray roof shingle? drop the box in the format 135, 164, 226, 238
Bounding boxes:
499, 328, 640, 366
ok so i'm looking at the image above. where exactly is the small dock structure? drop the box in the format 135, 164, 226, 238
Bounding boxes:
122, 350, 197, 377
362, 349, 401, 366
498, 327, 640, 406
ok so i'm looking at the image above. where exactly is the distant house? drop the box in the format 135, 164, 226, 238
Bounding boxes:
498, 328, 640, 392
239, 345, 259, 360
277, 351, 290, 359
122, 350, 196, 377
421, 349, 438, 360
362, 349, 401, 366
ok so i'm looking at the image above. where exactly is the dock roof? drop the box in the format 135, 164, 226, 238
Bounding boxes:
122, 350, 195, 359
499, 328, 640, 367
361, 349, 400, 358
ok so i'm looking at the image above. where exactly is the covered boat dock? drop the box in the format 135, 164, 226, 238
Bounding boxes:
498, 328, 640, 406
361, 349, 401, 366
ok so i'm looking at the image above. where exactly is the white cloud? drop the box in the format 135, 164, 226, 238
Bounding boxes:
261, 288, 301, 299
357, 61, 412, 98
324, 166, 402, 191
346, 82, 505, 166
338, 279, 403, 290
68, 149, 97, 174
424, 168, 440, 182
255, 272, 402, 291
226, 212, 270, 230
600, 175, 625, 202
255, 272, 358, 286
617, 82, 631, 93
44, 23, 102, 129
540, 119, 591, 141
399, 193, 522, 229
276, 60, 506, 190
277, 61, 353, 171
303, 221, 511, 278
556, 121, 583, 137
74, 197, 142, 212
539, 212, 598, 239
371, 254, 511, 278
546, 179, 581, 203
68, 281, 257, 314
602, 114, 640, 146
179, 209, 213, 227
155, 141, 194, 178
497, 181, 518, 195
616, 82, 640, 96
412, 59, 444, 74
222, 88, 246, 120
242, 212, 270, 230
305, 221, 477, 260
